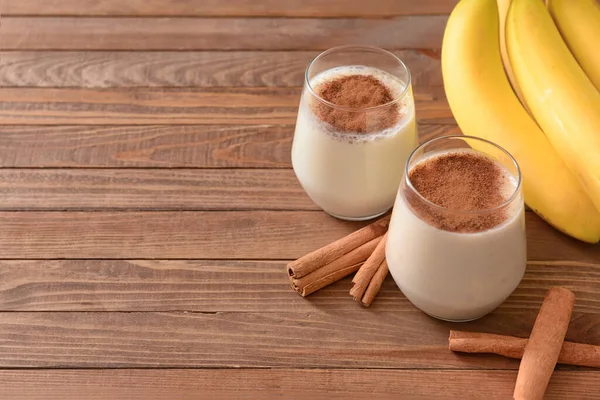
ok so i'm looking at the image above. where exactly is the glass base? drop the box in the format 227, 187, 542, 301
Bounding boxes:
422, 310, 483, 323
324, 208, 389, 222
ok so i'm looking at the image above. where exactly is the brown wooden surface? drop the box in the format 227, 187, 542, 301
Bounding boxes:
0, 124, 458, 168
1, 0, 458, 17
0, 17, 447, 50
0, 2, 598, 399
0, 370, 596, 400
0, 87, 451, 125
0, 169, 316, 210
0, 50, 443, 88
0, 212, 596, 260
0, 309, 596, 369
0, 260, 598, 313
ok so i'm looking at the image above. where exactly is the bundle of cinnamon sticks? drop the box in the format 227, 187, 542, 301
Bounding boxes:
287, 214, 391, 306
450, 287, 600, 400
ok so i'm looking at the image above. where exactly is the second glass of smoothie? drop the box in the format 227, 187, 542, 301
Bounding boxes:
292, 45, 418, 221
386, 136, 527, 322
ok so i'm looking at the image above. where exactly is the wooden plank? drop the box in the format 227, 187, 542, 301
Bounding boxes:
0, 124, 457, 168
0, 50, 443, 88
0, 87, 297, 125
0, 87, 452, 125
0, 211, 595, 260
1, 0, 458, 17
0, 211, 360, 259
0, 169, 316, 211
0, 369, 597, 400
0, 307, 598, 368
0, 125, 294, 168
0, 260, 599, 312
0, 17, 447, 51
0, 168, 541, 211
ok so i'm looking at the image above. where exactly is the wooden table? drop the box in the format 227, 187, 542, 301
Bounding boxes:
0, 1, 599, 398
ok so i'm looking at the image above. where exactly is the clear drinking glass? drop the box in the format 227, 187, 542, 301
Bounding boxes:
385, 136, 527, 322
291, 45, 418, 221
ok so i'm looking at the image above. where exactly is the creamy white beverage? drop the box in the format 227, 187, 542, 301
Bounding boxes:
292, 65, 418, 220
386, 148, 526, 321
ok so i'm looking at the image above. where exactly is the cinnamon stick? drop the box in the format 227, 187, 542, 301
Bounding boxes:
350, 232, 388, 301
514, 287, 575, 400
449, 330, 600, 368
290, 236, 382, 297
360, 259, 389, 307
287, 215, 390, 279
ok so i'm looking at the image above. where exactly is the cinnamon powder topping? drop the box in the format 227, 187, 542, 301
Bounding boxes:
407, 152, 512, 233
312, 74, 400, 133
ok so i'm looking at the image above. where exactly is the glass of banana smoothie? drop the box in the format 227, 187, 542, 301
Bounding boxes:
386, 136, 527, 322
291, 46, 418, 221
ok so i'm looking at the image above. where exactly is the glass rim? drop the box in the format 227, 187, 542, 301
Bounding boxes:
304, 45, 412, 112
404, 135, 523, 215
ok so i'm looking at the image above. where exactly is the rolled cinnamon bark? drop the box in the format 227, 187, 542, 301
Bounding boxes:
290, 236, 382, 297
514, 287, 576, 400
287, 215, 390, 279
449, 330, 600, 368
360, 259, 389, 307
350, 232, 388, 301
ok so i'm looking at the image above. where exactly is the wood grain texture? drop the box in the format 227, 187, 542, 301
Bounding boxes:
0, 0, 594, 395
0, 211, 361, 259
0, 369, 598, 400
0, 125, 294, 168
0, 211, 596, 260
0, 17, 448, 51
0, 124, 457, 168
0, 87, 298, 125
0, 87, 451, 125
0, 307, 598, 368
0, 169, 316, 211
0, 50, 442, 88
1, 0, 457, 17
0, 260, 599, 313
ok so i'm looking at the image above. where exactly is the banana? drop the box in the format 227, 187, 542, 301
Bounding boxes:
442, 0, 600, 243
547, 0, 600, 92
496, 0, 529, 112
507, 0, 600, 214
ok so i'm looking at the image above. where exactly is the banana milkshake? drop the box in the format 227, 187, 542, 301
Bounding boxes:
386, 136, 527, 322
291, 46, 418, 220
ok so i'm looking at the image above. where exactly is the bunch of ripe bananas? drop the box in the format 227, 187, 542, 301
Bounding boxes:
442, 0, 600, 243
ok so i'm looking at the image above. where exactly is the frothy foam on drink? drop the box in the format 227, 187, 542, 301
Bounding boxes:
406, 149, 519, 233
307, 65, 413, 143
